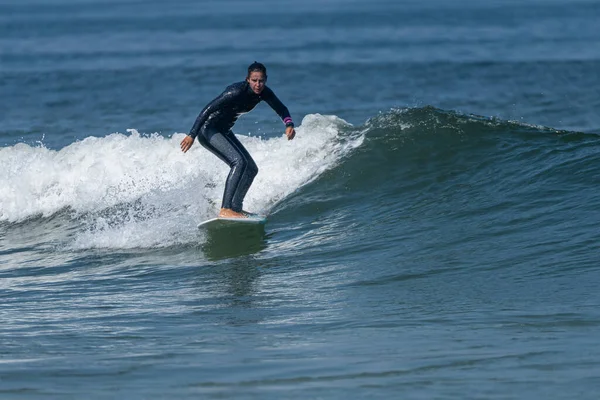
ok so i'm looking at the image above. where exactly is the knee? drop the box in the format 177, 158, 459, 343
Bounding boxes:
248, 161, 258, 177
230, 155, 246, 169
232, 157, 258, 176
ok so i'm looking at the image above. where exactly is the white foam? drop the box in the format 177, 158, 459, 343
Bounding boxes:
0, 114, 363, 248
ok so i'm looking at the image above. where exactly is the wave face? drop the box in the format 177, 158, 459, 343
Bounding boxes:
268, 107, 600, 276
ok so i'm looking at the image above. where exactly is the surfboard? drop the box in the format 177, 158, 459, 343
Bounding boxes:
198, 214, 267, 229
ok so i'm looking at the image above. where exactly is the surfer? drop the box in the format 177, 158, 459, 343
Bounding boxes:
180, 62, 296, 218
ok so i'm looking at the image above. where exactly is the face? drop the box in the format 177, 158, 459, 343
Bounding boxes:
247, 71, 266, 94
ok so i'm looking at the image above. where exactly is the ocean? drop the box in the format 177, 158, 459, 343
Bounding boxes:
1, 0, 600, 398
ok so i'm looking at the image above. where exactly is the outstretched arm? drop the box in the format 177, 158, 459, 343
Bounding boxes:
262, 87, 296, 140
181, 85, 240, 153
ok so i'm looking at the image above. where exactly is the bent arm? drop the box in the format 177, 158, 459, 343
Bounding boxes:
262, 87, 294, 128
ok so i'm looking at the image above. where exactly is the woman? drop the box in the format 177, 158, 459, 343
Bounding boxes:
180, 62, 296, 219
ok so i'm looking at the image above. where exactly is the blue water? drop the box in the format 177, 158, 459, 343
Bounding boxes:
2, 0, 600, 398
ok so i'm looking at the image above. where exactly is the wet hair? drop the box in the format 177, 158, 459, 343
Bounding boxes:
247, 61, 267, 79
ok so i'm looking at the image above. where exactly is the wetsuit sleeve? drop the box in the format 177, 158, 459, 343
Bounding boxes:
262, 87, 294, 128
189, 85, 241, 139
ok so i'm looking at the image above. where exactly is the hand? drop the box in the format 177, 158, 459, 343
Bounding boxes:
180, 135, 194, 153
285, 126, 296, 140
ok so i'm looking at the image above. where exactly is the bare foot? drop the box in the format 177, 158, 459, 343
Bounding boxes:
219, 208, 248, 218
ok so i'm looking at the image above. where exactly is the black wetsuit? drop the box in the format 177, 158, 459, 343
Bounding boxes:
189, 81, 294, 212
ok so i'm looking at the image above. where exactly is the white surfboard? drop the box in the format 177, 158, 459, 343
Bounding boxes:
198, 214, 267, 229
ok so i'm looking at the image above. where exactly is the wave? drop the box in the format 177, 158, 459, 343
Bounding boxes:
0, 114, 361, 248
304, 106, 598, 191
262, 107, 600, 274
1, 107, 598, 250
275, 106, 600, 237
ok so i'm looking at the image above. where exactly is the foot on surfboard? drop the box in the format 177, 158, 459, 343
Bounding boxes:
198, 211, 266, 229
218, 208, 248, 218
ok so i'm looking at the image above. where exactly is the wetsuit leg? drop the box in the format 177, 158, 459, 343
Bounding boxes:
223, 131, 259, 211
197, 129, 258, 212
